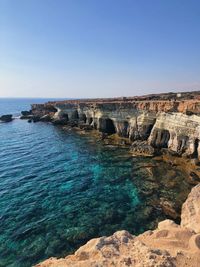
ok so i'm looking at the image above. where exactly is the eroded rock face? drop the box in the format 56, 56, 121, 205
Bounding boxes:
130, 141, 156, 156
148, 113, 200, 158
181, 184, 200, 233
30, 92, 200, 159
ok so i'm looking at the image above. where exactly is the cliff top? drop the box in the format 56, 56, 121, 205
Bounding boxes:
46, 90, 200, 105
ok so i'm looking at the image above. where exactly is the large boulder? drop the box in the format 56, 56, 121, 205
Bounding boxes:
0, 114, 13, 122
181, 184, 200, 233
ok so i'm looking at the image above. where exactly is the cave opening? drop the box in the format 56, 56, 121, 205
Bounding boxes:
177, 135, 189, 154
106, 119, 116, 134
151, 129, 170, 148
160, 130, 170, 148
63, 113, 69, 121
144, 123, 155, 139
71, 110, 79, 120
121, 121, 129, 137
79, 113, 87, 123
99, 118, 116, 134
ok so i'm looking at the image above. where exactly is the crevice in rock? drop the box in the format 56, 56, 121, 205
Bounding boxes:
177, 135, 189, 155
88, 117, 93, 125
151, 129, 170, 148
192, 139, 199, 158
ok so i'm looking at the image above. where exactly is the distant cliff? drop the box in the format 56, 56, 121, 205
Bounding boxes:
31, 91, 200, 159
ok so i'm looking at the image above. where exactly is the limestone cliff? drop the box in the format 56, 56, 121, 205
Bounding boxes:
31, 91, 200, 159
35, 184, 200, 267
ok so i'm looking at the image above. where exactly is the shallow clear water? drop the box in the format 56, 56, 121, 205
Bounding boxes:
0, 119, 141, 266
0, 99, 192, 267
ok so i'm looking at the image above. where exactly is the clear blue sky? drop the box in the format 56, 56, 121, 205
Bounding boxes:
0, 0, 200, 98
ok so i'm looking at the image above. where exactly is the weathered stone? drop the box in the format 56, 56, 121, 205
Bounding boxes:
40, 115, 52, 122
158, 219, 179, 230
30, 92, 200, 159
35, 231, 175, 267
150, 128, 170, 148
0, 114, 13, 122
159, 198, 179, 219
21, 110, 32, 116
181, 184, 200, 233
130, 141, 156, 156
189, 234, 200, 251
188, 172, 200, 185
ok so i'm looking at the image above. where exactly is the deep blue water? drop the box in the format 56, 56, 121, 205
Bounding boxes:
0, 99, 191, 267
0, 98, 62, 117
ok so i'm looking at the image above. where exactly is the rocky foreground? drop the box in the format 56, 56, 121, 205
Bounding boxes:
35, 184, 200, 267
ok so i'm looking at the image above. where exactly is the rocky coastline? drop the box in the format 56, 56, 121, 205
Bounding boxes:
25, 91, 200, 161
26, 91, 200, 267
3, 91, 200, 266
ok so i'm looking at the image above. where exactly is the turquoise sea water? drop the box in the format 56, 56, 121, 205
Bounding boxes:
0, 99, 191, 267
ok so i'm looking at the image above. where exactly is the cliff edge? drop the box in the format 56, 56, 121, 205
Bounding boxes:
35, 184, 200, 267
30, 91, 200, 160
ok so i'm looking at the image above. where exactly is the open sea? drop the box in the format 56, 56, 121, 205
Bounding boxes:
0, 98, 192, 267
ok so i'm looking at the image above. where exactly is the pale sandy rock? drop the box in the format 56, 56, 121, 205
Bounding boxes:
35, 230, 175, 267
158, 219, 179, 230
35, 225, 200, 267
148, 112, 200, 157
181, 184, 200, 233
